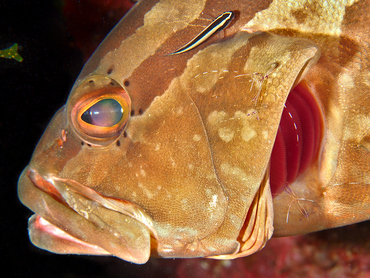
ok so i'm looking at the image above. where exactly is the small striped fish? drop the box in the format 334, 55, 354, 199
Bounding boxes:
169, 11, 234, 55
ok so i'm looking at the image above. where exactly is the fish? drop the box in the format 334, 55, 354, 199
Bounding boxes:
17, 0, 370, 264
169, 11, 235, 55
0, 43, 23, 62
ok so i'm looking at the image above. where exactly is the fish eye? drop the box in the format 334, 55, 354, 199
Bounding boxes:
68, 76, 131, 146
81, 99, 123, 127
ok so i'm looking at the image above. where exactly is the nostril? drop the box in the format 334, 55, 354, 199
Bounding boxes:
270, 82, 323, 195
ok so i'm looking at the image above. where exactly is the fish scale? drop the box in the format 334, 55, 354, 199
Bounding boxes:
18, 0, 370, 264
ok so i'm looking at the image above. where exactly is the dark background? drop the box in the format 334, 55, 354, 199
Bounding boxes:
0, 1, 162, 277
1, 1, 369, 277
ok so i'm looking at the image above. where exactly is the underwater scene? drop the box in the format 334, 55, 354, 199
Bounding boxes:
2, 0, 369, 277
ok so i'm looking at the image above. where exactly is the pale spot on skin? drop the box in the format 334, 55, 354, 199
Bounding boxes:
343, 114, 370, 141
175, 106, 184, 116
207, 110, 227, 126
170, 156, 176, 167
209, 195, 218, 208
246, 108, 257, 116
218, 127, 234, 142
243, 0, 359, 36
181, 198, 192, 211
193, 134, 201, 141
140, 168, 146, 177
338, 72, 354, 89
320, 130, 340, 186
138, 182, 153, 199
318, 100, 342, 186
188, 164, 194, 170
363, 71, 370, 87
81, 210, 89, 219
113, 232, 120, 238
208, 110, 259, 143
182, 32, 257, 94
220, 162, 258, 195
221, 163, 247, 181
262, 130, 269, 140
234, 111, 257, 142
155, 144, 161, 151
241, 126, 257, 142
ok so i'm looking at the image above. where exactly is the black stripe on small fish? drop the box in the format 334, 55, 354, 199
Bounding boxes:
169, 11, 235, 55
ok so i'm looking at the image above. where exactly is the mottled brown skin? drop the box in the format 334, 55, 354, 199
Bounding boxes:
18, 0, 370, 264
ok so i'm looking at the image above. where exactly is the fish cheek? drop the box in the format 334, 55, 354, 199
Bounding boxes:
58, 81, 229, 257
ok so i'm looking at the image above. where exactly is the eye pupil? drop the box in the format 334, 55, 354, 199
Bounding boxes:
81, 99, 123, 127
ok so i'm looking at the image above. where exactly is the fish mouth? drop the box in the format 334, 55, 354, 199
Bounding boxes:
18, 167, 157, 264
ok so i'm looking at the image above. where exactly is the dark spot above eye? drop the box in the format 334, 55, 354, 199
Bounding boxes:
139, 108, 143, 115
116, 140, 121, 146
124, 80, 130, 87
107, 68, 113, 74
109, 82, 115, 86
81, 141, 84, 146
89, 80, 94, 83
123, 131, 127, 138
131, 110, 135, 116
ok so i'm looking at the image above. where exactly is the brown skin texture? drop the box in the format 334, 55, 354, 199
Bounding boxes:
18, 0, 370, 263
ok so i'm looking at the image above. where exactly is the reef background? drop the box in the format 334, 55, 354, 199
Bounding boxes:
1, 1, 369, 277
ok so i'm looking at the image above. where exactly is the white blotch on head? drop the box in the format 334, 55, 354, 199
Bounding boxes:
140, 168, 146, 177
207, 110, 227, 126
242, 0, 358, 36
138, 182, 153, 199
262, 130, 269, 140
234, 111, 257, 142
338, 72, 354, 89
193, 134, 201, 141
170, 156, 176, 167
209, 195, 218, 208
363, 71, 370, 87
218, 127, 234, 142
175, 106, 184, 116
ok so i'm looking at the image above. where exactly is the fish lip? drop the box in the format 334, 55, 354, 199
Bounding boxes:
19, 167, 154, 263
25, 167, 158, 240
28, 214, 111, 256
